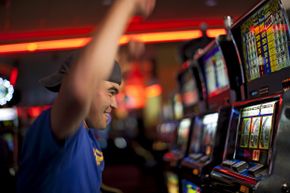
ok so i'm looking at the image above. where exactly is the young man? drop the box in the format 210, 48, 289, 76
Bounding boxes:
16, 0, 156, 193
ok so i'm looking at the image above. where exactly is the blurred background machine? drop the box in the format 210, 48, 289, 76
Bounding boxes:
179, 21, 244, 193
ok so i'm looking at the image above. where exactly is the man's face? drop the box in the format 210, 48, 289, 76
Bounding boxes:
86, 80, 120, 129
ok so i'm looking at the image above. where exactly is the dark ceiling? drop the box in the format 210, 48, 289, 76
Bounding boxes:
0, 0, 261, 42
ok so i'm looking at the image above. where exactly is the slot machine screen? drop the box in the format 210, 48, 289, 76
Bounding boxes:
166, 172, 179, 193
201, 113, 219, 156
0, 107, 18, 153
201, 44, 230, 96
188, 113, 219, 156
176, 118, 191, 153
235, 101, 278, 165
173, 93, 183, 120
158, 121, 178, 144
239, 0, 290, 82
182, 179, 201, 193
0, 107, 18, 129
180, 69, 199, 107
189, 118, 203, 154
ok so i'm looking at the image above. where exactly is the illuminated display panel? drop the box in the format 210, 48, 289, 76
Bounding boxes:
176, 118, 191, 153
201, 45, 230, 96
0, 107, 18, 152
166, 172, 179, 193
188, 113, 219, 156
0, 78, 14, 106
235, 101, 277, 165
158, 122, 177, 144
189, 118, 203, 154
201, 113, 219, 156
173, 93, 183, 120
0, 107, 18, 122
240, 0, 290, 82
180, 69, 199, 107
182, 179, 201, 193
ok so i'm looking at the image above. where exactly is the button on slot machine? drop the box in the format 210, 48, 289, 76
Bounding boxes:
210, 0, 290, 192
179, 33, 244, 193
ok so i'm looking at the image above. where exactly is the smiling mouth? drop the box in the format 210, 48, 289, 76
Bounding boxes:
105, 113, 112, 125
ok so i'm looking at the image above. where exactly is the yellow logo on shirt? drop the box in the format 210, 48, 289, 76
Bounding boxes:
93, 148, 104, 166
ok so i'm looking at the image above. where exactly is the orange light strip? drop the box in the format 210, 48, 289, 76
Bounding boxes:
120, 30, 202, 44
0, 38, 91, 54
0, 29, 225, 54
206, 29, 227, 38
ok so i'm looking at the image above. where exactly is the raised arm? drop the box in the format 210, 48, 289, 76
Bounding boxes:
51, 0, 156, 139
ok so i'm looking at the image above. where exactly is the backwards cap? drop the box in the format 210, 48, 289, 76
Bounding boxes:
39, 53, 122, 92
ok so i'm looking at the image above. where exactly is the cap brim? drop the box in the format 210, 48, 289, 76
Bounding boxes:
39, 72, 63, 92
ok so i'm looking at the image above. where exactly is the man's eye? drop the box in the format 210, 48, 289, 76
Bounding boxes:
108, 91, 115, 96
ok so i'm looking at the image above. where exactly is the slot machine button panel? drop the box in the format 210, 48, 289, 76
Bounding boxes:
232, 161, 249, 173
248, 163, 264, 176
189, 153, 203, 161
199, 155, 209, 163
222, 160, 237, 168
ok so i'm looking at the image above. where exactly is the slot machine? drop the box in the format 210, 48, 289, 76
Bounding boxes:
210, 0, 290, 192
0, 76, 19, 191
0, 107, 18, 165
163, 117, 193, 193
163, 62, 206, 193
179, 33, 244, 193
156, 121, 178, 151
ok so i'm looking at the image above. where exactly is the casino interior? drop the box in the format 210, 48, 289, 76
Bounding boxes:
0, 0, 290, 193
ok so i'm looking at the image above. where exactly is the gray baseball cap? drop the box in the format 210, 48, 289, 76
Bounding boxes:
39, 54, 122, 92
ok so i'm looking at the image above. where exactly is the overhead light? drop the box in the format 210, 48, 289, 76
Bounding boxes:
103, 0, 112, 5
0, 78, 14, 106
206, 0, 217, 7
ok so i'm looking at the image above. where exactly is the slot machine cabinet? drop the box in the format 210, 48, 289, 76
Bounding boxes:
163, 63, 206, 193
178, 34, 244, 193
177, 63, 206, 117
156, 121, 179, 152
163, 117, 194, 193
231, 0, 290, 100
0, 76, 19, 191
254, 90, 290, 193
211, 95, 282, 193
0, 77, 18, 165
210, 0, 290, 192
195, 35, 245, 111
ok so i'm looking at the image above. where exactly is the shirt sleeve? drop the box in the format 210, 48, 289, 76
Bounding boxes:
20, 109, 84, 164
20, 109, 64, 163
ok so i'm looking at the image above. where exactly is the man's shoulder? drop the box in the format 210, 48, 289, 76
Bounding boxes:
32, 108, 51, 125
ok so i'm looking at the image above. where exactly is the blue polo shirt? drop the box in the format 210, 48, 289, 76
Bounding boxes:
17, 109, 104, 193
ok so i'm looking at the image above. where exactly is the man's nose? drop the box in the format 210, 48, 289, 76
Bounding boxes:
111, 96, 118, 109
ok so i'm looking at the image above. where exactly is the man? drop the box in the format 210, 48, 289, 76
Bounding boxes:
16, 0, 156, 193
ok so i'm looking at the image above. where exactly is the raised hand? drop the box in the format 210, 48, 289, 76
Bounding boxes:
133, 0, 156, 18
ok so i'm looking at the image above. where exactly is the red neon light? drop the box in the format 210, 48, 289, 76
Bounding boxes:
9, 67, 18, 86
0, 29, 225, 55
0, 19, 224, 42
26, 105, 50, 118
